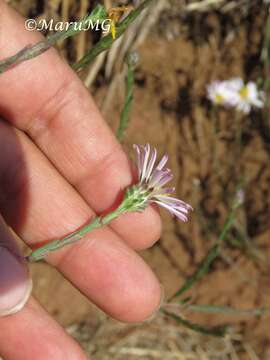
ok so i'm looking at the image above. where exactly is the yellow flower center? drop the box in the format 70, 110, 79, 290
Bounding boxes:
215, 94, 223, 104
239, 86, 249, 99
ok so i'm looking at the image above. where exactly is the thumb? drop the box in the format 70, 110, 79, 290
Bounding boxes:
0, 215, 32, 316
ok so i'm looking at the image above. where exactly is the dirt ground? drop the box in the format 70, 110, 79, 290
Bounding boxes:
7, 0, 270, 358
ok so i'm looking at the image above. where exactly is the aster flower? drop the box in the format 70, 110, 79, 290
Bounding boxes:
232, 78, 265, 114
207, 77, 265, 114
206, 80, 239, 106
121, 144, 192, 222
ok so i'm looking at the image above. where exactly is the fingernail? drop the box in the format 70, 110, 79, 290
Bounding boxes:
0, 246, 32, 316
144, 284, 165, 323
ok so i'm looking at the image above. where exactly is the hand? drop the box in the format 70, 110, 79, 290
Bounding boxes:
0, 2, 162, 359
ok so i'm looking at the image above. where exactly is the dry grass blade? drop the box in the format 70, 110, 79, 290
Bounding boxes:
185, 0, 226, 12
84, 51, 107, 88
105, 36, 125, 78
76, 0, 89, 61
134, 0, 168, 48
108, 346, 191, 358
101, 71, 125, 115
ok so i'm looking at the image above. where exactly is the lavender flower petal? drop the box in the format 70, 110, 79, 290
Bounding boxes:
133, 144, 143, 179
148, 169, 164, 188
154, 201, 189, 222
162, 187, 176, 194
156, 154, 168, 171
154, 195, 193, 210
145, 147, 157, 181
140, 143, 151, 182
154, 170, 173, 188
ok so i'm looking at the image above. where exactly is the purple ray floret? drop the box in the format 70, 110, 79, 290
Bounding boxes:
133, 144, 193, 222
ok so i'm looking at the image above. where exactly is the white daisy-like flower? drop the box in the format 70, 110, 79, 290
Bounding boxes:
207, 79, 241, 107
234, 80, 265, 114
207, 77, 265, 114
207, 81, 231, 106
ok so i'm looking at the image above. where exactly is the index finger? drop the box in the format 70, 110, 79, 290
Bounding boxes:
0, 297, 87, 359
0, 1, 162, 250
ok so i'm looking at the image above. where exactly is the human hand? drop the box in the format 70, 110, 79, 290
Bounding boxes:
0, 2, 162, 359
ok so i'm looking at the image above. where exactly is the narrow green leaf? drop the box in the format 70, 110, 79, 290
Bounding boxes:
163, 310, 228, 337
185, 304, 270, 317
116, 53, 137, 141
174, 244, 219, 298
172, 200, 239, 299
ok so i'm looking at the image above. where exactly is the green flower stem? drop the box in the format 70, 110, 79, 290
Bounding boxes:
116, 53, 136, 141
26, 205, 125, 263
26, 184, 148, 263
0, 5, 107, 74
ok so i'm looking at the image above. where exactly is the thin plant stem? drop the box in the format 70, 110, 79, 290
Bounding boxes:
162, 302, 268, 337
261, 9, 270, 135
171, 193, 241, 299
0, 5, 107, 74
211, 105, 221, 174
72, 0, 154, 72
116, 53, 136, 141
235, 111, 243, 157
162, 310, 228, 337
261, 9, 270, 91
181, 303, 270, 317
26, 206, 125, 263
